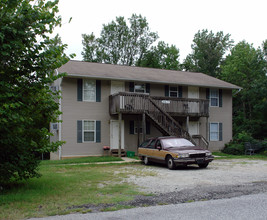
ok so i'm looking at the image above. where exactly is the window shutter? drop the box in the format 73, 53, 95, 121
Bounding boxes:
146, 121, 150, 135
219, 123, 223, 141
165, 85, 169, 97
129, 120, 134, 134
206, 88, 210, 100
219, 89, 222, 107
146, 83, 150, 94
129, 82, 134, 92
96, 80, 101, 102
77, 79, 83, 101
178, 86, 183, 98
96, 121, 101, 142
77, 120, 83, 143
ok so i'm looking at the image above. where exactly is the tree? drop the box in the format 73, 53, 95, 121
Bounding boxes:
81, 14, 158, 65
263, 39, 267, 59
220, 41, 267, 139
137, 41, 181, 70
183, 29, 234, 77
0, 0, 71, 185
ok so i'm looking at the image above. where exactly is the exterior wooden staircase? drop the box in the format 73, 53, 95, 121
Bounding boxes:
145, 97, 197, 145
109, 92, 209, 149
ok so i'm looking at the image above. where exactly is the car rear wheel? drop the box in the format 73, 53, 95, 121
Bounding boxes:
143, 156, 149, 165
198, 162, 209, 168
166, 156, 176, 170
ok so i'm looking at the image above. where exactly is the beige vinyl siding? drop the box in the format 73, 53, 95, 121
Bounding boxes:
60, 78, 110, 157
53, 77, 233, 158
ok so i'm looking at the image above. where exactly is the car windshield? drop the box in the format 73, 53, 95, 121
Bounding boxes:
161, 138, 195, 149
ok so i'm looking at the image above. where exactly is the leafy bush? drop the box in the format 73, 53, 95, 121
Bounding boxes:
222, 131, 265, 155
222, 143, 244, 155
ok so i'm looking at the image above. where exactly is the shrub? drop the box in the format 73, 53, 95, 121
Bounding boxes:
222, 131, 267, 155
222, 143, 244, 155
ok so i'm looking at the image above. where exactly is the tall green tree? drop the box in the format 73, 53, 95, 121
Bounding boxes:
0, 0, 71, 185
81, 14, 158, 65
137, 41, 181, 70
221, 41, 267, 139
183, 29, 234, 77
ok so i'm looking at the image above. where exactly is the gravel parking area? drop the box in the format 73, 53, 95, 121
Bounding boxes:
123, 159, 267, 194
71, 159, 267, 212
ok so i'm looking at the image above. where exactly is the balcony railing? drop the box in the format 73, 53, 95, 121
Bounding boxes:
109, 92, 209, 117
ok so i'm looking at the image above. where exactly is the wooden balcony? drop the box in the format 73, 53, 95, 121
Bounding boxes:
109, 92, 209, 117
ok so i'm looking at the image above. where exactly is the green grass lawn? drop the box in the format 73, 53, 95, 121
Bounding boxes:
1, 154, 266, 219
0, 157, 143, 220
40, 156, 124, 165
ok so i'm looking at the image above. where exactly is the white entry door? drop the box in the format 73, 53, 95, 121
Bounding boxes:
188, 86, 199, 98
188, 86, 199, 113
111, 81, 125, 109
189, 121, 199, 136
110, 120, 125, 149
111, 81, 125, 94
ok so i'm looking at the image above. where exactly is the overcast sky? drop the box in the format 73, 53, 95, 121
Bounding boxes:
55, 0, 267, 62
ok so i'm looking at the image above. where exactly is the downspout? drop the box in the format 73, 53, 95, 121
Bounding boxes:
233, 88, 242, 96
56, 69, 62, 160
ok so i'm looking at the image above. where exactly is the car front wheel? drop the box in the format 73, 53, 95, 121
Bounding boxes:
198, 162, 209, 168
166, 156, 176, 170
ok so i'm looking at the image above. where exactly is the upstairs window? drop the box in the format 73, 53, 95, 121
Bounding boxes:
206, 88, 222, 107
165, 85, 182, 98
170, 86, 179, 97
129, 82, 150, 94
77, 79, 101, 102
83, 79, 96, 102
134, 83, 146, 93
210, 89, 219, 107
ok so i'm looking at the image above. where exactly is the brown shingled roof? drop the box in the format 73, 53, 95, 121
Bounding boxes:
58, 60, 241, 90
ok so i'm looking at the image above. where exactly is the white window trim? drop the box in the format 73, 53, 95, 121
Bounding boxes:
134, 83, 146, 93
169, 86, 179, 97
83, 79, 96, 102
210, 122, 219, 141
210, 88, 219, 107
82, 120, 96, 142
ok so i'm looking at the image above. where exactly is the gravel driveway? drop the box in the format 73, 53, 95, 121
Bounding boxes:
70, 159, 267, 213
123, 159, 267, 194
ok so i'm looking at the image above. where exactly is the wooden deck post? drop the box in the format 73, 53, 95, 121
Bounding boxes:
137, 118, 140, 148
142, 112, 146, 142
118, 112, 122, 158
206, 116, 209, 142
186, 116, 189, 132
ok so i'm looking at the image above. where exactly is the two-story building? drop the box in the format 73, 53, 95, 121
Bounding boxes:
50, 60, 241, 159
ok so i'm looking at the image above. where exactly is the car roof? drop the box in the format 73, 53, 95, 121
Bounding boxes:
145, 136, 185, 141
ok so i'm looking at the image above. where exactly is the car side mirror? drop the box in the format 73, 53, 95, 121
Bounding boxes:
157, 146, 161, 151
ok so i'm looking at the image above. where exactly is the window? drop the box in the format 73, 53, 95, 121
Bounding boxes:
83, 120, 95, 142
147, 139, 157, 148
134, 121, 143, 134
210, 89, 219, 107
77, 120, 101, 143
165, 85, 182, 98
134, 83, 146, 93
129, 120, 150, 135
170, 86, 178, 97
209, 122, 222, 141
83, 79, 96, 101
